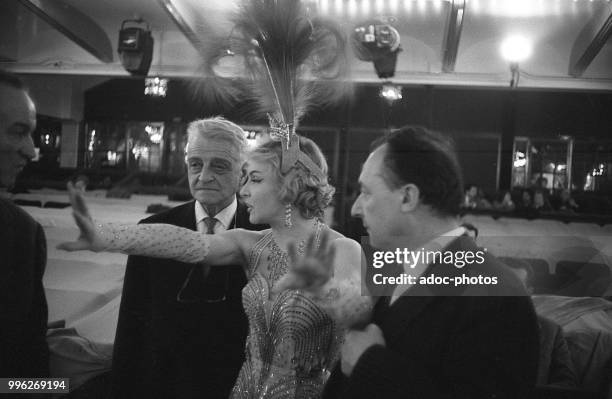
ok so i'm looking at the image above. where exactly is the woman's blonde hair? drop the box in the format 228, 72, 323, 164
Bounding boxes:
249, 137, 335, 219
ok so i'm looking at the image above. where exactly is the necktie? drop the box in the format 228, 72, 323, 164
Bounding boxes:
177, 216, 226, 303
203, 217, 217, 235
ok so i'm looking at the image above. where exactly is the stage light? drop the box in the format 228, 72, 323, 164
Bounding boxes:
348, 0, 358, 17
118, 18, 154, 76
500, 35, 532, 63
404, 0, 413, 13
501, 35, 532, 88
376, 0, 384, 13
319, 0, 329, 14
471, 0, 480, 14
380, 83, 402, 102
389, 0, 398, 13
334, 0, 343, 14
362, 0, 370, 16
352, 21, 401, 79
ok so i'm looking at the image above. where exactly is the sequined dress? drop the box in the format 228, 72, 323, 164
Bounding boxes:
231, 231, 342, 399
94, 222, 370, 398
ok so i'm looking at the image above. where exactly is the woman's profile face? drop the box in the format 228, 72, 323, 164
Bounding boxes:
239, 158, 284, 225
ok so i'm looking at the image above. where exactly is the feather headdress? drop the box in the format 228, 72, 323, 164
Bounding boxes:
199, 0, 351, 174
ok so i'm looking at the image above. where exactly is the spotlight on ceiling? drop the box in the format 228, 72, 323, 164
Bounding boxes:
118, 18, 154, 76
352, 20, 402, 79
500, 35, 532, 63
500, 35, 532, 88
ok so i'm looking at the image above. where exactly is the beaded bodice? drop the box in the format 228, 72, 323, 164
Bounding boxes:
231, 231, 342, 399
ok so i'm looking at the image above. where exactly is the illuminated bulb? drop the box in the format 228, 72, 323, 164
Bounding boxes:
500, 35, 532, 63
348, 0, 357, 16
320, 0, 329, 14
362, 0, 370, 16
433, 0, 443, 13
380, 84, 402, 102
404, 0, 413, 13
417, 0, 427, 13
334, 0, 343, 14
376, 0, 384, 13
389, 0, 398, 13
471, 0, 480, 14
489, 0, 497, 14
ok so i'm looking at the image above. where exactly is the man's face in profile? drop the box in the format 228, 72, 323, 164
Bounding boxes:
351, 144, 405, 250
0, 85, 36, 189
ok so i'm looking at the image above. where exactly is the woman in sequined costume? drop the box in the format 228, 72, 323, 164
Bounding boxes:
60, 136, 373, 399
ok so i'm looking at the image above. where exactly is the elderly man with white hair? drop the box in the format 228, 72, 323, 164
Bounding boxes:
110, 117, 265, 399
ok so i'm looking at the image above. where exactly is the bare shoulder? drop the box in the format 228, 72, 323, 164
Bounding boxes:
325, 231, 362, 277
326, 230, 362, 255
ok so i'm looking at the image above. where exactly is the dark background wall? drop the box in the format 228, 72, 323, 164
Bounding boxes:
84, 78, 612, 195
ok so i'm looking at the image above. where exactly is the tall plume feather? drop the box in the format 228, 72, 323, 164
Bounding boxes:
198, 0, 351, 127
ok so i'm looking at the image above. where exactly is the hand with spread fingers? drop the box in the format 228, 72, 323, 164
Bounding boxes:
57, 182, 106, 252
273, 229, 336, 295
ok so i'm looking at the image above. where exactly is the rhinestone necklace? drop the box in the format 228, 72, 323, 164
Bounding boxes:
267, 219, 325, 284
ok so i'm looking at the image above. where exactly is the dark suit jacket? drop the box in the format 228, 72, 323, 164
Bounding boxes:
0, 198, 49, 378
109, 200, 264, 399
537, 316, 577, 388
324, 235, 539, 399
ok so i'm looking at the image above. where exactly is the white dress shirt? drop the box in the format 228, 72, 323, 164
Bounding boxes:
194, 197, 237, 234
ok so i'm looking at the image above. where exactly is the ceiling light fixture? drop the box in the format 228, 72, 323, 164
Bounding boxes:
380, 82, 403, 102
500, 35, 532, 63
500, 35, 533, 88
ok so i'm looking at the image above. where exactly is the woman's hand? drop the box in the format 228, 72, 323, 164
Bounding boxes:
57, 182, 106, 252
273, 230, 336, 294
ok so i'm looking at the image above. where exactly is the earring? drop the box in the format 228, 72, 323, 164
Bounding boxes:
284, 204, 292, 228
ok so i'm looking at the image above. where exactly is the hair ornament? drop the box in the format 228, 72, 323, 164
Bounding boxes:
197, 0, 351, 178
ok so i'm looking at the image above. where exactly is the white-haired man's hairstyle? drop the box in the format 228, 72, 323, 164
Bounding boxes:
185, 116, 247, 161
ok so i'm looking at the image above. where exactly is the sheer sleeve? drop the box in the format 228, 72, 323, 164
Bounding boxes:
97, 222, 210, 264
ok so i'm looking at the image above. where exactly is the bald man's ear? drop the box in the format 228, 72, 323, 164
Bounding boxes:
400, 184, 420, 212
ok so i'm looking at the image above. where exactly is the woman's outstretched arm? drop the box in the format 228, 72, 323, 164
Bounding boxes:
58, 182, 256, 266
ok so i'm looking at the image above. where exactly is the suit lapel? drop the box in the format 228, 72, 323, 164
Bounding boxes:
380, 293, 437, 343
175, 200, 197, 231
379, 234, 478, 342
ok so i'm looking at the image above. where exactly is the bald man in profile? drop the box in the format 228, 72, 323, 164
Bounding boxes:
0, 70, 49, 378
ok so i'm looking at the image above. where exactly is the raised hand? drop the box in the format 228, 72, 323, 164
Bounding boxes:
273, 229, 336, 294
57, 182, 105, 252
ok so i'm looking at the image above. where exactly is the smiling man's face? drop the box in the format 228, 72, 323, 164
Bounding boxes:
0, 85, 36, 190
186, 135, 241, 213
